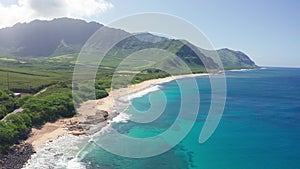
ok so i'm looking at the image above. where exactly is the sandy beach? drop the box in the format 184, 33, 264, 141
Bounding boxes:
24, 73, 209, 150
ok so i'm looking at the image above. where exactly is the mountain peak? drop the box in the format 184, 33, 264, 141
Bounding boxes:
133, 32, 168, 43
0, 18, 103, 57
0, 18, 258, 69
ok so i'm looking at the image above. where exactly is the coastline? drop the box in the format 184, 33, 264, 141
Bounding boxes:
1, 73, 210, 168
24, 73, 209, 151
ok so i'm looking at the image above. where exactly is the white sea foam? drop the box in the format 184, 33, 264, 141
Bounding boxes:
228, 69, 251, 72
23, 134, 89, 169
88, 112, 132, 141
23, 99, 138, 168
23, 84, 163, 168
111, 112, 132, 123
66, 158, 86, 169
118, 84, 161, 102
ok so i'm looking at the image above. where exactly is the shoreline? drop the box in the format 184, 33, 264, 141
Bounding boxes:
25, 73, 209, 151
2, 73, 210, 168
24, 67, 259, 150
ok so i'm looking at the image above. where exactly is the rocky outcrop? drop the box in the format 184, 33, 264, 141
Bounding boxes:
0, 143, 35, 169
84, 110, 109, 124
0, 109, 119, 168
66, 110, 119, 135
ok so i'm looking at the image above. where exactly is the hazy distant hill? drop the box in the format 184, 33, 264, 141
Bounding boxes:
200, 48, 258, 69
0, 18, 102, 57
0, 18, 258, 70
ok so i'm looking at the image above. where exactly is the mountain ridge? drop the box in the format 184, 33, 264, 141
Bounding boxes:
0, 18, 258, 70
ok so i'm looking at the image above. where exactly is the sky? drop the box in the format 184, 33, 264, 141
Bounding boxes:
0, 0, 299, 67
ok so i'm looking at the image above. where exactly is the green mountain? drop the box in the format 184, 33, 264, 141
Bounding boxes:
200, 48, 258, 69
0, 18, 102, 57
0, 18, 258, 70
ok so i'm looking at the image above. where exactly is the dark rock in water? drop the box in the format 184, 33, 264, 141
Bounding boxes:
67, 123, 85, 131
54, 153, 63, 158
0, 143, 35, 169
96, 110, 108, 118
66, 110, 120, 136
71, 131, 88, 136
84, 110, 109, 124
108, 111, 119, 120
88, 121, 108, 135
66, 110, 117, 136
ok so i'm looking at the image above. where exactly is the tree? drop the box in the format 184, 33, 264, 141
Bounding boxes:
96, 89, 108, 99
0, 122, 18, 153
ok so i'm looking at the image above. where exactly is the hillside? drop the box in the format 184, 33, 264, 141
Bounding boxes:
0, 18, 258, 70
0, 18, 102, 57
0, 18, 259, 157
200, 48, 258, 69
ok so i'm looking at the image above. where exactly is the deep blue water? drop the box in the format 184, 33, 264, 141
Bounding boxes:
82, 68, 300, 169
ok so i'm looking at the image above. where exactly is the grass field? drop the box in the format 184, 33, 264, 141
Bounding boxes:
0, 55, 74, 93
0, 52, 208, 94
0, 67, 72, 92
0, 55, 117, 93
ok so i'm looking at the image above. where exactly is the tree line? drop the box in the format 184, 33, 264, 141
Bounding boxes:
0, 90, 75, 154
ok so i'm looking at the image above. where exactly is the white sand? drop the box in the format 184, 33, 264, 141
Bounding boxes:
25, 73, 208, 150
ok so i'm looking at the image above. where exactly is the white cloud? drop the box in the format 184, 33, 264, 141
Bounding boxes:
0, 0, 113, 28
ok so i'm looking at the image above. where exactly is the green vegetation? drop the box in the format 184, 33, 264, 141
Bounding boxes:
0, 120, 29, 154
0, 58, 18, 62
22, 92, 75, 125
0, 18, 259, 156
0, 61, 77, 154
0, 65, 72, 93
131, 69, 170, 84
0, 89, 75, 154
200, 48, 259, 69
0, 90, 16, 119
0, 64, 110, 155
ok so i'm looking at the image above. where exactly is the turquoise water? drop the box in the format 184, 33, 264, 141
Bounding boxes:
82, 68, 300, 169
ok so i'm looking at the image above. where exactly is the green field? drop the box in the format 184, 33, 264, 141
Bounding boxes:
0, 55, 76, 93
0, 67, 72, 93
0, 54, 174, 93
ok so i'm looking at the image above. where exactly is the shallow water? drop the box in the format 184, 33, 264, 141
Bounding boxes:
24, 68, 300, 169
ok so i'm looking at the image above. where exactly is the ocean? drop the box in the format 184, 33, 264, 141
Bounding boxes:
24, 68, 300, 169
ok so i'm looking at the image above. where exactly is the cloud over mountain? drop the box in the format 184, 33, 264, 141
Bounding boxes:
0, 0, 113, 28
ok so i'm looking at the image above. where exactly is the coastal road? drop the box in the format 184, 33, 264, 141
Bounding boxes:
1, 108, 24, 122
